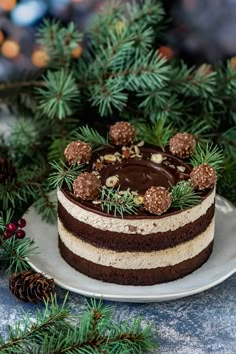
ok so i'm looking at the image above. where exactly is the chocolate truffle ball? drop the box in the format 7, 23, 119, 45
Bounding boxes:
73, 172, 101, 200
109, 121, 136, 146
169, 132, 196, 158
144, 186, 172, 215
64, 140, 92, 165
190, 163, 217, 190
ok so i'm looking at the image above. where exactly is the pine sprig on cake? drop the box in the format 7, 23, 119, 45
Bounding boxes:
100, 186, 139, 217
48, 160, 84, 191
134, 118, 174, 150
171, 181, 201, 210
191, 143, 224, 173
74, 125, 111, 150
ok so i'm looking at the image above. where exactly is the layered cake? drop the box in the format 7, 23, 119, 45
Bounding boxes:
57, 122, 217, 285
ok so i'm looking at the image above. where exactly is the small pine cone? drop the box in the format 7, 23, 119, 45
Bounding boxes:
73, 172, 101, 200
9, 271, 55, 303
109, 121, 136, 146
144, 186, 172, 215
190, 163, 217, 190
0, 157, 16, 183
169, 133, 196, 158
64, 140, 92, 165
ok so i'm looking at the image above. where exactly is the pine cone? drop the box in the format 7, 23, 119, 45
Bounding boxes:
0, 157, 16, 184
9, 271, 55, 303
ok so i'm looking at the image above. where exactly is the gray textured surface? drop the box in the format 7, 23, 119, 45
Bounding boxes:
0, 269, 235, 353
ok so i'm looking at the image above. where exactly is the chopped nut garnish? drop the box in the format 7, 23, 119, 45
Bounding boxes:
137, 141, 144, 147
104, 154, 117, 163
177, 166, 186, 172
92, 200, 102, 205
94, 161, 104, 171
122, 149, 130, 158
134, 145, 140, 155
105, 175, 119, 188
150, 153, 163, 164
134, 195, 144, 205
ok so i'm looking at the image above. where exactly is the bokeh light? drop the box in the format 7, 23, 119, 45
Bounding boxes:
1, 40, 20, 59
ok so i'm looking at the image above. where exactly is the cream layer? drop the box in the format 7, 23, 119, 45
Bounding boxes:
57, 189, 215, 235
58, 218, 215, 269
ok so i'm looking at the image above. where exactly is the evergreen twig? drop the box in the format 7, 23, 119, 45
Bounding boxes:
0, 296, 157, 354
74, 125, 111, 150
48, 160, 84, 191
171, 181, 201, 210
0, 211, 36, 274
191, 143, 224, 173
134, 117, 174, 150
100, 186, 139, 218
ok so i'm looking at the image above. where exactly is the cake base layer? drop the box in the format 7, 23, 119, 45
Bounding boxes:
58, 238, 213, 286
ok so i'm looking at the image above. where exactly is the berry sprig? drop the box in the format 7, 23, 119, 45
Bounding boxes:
3, 218, 27, 240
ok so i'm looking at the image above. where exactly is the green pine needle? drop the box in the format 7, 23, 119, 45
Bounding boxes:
134, 117, 174, 150
74, 125, 111, 150
36, 70, 80, 120
100, 186, 139, 218
37, 19, 83, 70
0, 295, 157, 353
48, 160, 84, 191
191, 143, 224, 173
171, 180, 201, 210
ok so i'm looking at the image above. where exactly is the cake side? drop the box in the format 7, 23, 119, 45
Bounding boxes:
58, 218, 215, 285
57, 188, 215, 252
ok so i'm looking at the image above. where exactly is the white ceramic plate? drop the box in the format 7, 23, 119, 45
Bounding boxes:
26, 196, 236, 303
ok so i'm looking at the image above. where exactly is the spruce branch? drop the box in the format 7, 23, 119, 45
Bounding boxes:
37, 19, 83, 70
191, 143, 224, 173
171, 181, 201, 210
48, 160, 84, 191
0, 295, 70, 354
134, 117, 174, 150
36, 70, 80, 120
0, 296, 157, 354
0, 211, 36, 274
74, 125, 111, 150
33, 189, 57, 224
100, 186, 139, 218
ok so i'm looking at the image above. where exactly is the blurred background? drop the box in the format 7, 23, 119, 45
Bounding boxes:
0, 0, 236, 81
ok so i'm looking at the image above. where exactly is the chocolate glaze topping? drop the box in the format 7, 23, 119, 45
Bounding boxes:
99, 146, 191, 192
61, 144, 211, 218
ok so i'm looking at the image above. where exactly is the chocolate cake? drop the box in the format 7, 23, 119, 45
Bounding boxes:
57, 122, 216, 285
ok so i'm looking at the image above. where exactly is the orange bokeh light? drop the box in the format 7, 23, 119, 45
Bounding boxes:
32, 49, 50, 68
0, 0, 17, 11
1, 40, 20, 59
158, 46, 174, 61
71, 44, 83, 58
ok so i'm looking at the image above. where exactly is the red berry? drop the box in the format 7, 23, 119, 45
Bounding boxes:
3, 230, 12, 239
6, 223, 17, 232
17, 218, 26, 228
16, 229, 26, 239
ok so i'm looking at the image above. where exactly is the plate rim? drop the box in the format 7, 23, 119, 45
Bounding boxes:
26, 195, 236, 302
28, 259, 236, 301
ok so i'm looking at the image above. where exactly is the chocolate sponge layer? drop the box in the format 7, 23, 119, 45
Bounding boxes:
58, 237, 213, 286
58, 202, 214, 252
